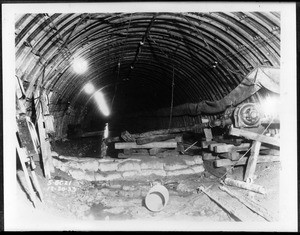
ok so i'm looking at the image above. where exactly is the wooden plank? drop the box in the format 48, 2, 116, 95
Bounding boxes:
136, 124, 205, 138
219, 185, 274, 221
259, 148, 280, 156
136, 133, 179, 145
115, 140, 177, 149
16, 143, 37, 207
229, 127, 280, 147
197, 186, 251, 221
244, 141, 261, 183
214, 143, 251, 153
214, 155, 280, 167
121, 130, 136, 142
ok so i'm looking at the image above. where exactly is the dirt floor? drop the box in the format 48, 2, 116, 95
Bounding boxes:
13, 136, 281, 231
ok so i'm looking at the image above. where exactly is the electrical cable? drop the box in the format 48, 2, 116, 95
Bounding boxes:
168, 65, 175, 130
111, 14, 132, 110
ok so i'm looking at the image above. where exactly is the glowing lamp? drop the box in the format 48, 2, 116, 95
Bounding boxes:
72, 58, 88, 74
260, 95, 280, 118
94, 91, 110, 116
83, 83, 95, 94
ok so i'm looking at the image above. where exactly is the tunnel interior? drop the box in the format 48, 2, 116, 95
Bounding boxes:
15, 12, 280, 138
12, 7, 285, 225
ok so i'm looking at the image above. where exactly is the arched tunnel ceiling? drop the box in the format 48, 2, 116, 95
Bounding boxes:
15, 11, 280, 120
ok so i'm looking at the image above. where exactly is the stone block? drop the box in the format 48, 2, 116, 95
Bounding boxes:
99, 162, 119, 172
190, 164, 205, 173
80, 160, 99, 171
166, 168, 194, 176
164, 163, 188, 171
192, 155, 203, 165
85, 171, 96, 181
105, 172, 122, 181
140, 161, 164, 170
122, 171, 139, 178
68, 168, 86, 180
117, 161, 141, 172
141, 169, 167, 177
95, 173, 106, 181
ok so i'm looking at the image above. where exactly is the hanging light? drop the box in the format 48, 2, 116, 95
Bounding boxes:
72, 57, 88, 74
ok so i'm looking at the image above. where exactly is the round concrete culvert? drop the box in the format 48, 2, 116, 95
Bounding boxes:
145, 184, 169, 212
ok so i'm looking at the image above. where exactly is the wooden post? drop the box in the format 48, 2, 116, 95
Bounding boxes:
203, 128, 213, 141
244, 141, 261, 183
37, 102, 54, 178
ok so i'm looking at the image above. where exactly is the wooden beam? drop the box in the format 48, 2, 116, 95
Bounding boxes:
229, 127, 280, 147
136, 133, 180, 145
115, 140, 178, 149
201, 140, 217, 149
219, 185, 274, 221
136, 124, 205, 138
214, 143, 251, 153
219, 151, 240, 161
197, 186, 252, 221
223, 178, 266, 194
209, 143, 226, 152
214, 155, 280, 167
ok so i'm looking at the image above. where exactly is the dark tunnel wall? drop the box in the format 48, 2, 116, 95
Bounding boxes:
14, 12, 280, 138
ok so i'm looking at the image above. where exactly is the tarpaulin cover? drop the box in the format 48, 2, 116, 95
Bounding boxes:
155, 66, 280, 116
